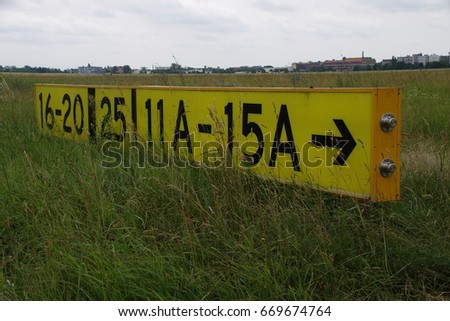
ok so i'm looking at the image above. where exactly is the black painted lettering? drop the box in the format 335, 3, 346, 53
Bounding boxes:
100, 96, 112, 139
173, 100, 192, 153
100, 96, 126, 141
73, 94, 84, 135
269, 104, 300, 171
62, 93, 72, 133
114, 97, 126, 140
145, 98, 153, 145
224, 102, 234, 156
39, 93, 44, 129
44, 93, 54, 129
242, 103, 264, 165
157, 99, 164, 146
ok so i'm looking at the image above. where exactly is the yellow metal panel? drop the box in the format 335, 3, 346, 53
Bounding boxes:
35, 84, 401, 202
35, 85, 90, 141
135, 88, 374, 198
370, 88, 401, 202
94, 87, 134, 142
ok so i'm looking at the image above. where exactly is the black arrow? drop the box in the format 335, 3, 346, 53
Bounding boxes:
311, 119, 356, 166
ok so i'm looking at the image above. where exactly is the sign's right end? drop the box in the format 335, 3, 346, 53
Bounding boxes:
371, 88, 401, 202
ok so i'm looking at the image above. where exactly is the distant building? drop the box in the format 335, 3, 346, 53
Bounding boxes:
185, 68, 205, 74
153, 66, 172, 72
292, 61, 323, 72
429, 54, 440, 63
323, 56, 376, 71
293, 52, 375, 72
381, 59, 393, 66
440, 54, 450, 64
411, 53, 421, 64
78, 64, 104, 74
411, 53, 429, 66
394, 52, 450, 67
397, 56, 413, 64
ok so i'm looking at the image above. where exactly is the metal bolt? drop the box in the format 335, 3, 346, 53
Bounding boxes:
380, 113, 397, 132
380, 159, 396, 178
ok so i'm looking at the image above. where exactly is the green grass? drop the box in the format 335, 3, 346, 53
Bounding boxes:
1, 71, 449, 300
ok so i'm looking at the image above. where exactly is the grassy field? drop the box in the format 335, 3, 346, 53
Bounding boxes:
0, 70, 449, 300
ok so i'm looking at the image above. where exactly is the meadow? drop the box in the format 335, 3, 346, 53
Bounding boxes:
0, 70, 449, 300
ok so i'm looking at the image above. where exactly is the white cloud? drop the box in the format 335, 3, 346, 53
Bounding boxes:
0, 0, 17, 7
357, 0, 450, 12
256, 0, 296, 12
1, 0, 449, 68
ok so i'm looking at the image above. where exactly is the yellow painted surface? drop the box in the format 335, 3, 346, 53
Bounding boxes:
35, 85, 90, 141
35, 85, 400, 201
94, 87, 134, 141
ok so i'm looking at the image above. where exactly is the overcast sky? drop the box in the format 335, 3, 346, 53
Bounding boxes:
0, 0, 449, 69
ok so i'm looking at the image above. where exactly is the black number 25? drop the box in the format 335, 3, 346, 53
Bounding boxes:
100, 96, 126, 141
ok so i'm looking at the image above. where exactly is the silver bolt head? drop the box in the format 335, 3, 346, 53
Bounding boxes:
380, 158, 396, 178
380, 113, 397, 132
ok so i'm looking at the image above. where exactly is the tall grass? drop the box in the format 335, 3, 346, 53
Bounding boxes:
0, 71, 449, 300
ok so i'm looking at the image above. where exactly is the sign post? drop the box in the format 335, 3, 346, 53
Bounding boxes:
35, 85, 400, 202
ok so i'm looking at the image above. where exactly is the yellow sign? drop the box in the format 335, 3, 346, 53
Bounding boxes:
35, 84, 401, 202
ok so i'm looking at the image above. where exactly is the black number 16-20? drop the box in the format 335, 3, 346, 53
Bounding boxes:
38, 92, 84, 135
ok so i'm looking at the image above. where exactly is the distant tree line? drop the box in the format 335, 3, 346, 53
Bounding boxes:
0, 65, 66, 73
0, 64, 136, 74
1, 60, 449, 74
104, 65, 133, 74
149, 65, 288, 74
